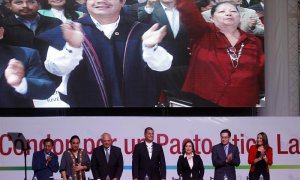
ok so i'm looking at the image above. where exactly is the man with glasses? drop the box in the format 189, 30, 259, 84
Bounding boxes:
212, 129, 240, 180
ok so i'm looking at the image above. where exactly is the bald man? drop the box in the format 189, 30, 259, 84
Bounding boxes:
91, 133, 124, 180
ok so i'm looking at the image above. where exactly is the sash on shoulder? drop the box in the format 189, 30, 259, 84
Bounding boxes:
82, 21, 141, 107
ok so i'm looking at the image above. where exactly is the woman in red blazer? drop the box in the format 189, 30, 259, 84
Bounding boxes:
248, 132, 273, 180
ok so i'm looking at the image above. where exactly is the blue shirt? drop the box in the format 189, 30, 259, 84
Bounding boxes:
15, 14, 40, 33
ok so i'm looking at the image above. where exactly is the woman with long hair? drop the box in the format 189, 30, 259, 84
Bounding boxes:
177, 140, 204, 179
60, 135, 91, 180
248, 132, 273, 180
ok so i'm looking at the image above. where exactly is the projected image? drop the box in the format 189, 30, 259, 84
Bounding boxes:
0, 0, 264, 108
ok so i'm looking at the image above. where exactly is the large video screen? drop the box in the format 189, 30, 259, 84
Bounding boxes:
0, 0, 265, 108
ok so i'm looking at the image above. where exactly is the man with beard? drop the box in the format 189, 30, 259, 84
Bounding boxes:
2, 0, 62, 61
0, 16, 56, 107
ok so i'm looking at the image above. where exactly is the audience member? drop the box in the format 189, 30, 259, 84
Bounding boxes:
138, 0, 191, 103
0, 16, 56, 107
177, 0, 264, 107
39, 0, 83, 22
202, 0, 264, 36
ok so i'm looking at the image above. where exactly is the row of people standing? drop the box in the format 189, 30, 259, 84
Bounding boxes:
32, 128, 273, 180
0, 0, 265, 107
32, 128, 166, 180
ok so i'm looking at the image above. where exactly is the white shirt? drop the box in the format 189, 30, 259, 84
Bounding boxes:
160, 3, 180, 38
184, 153, 194, 170
51, 8, 67, 23
13, 77, 28, 94
145, 141, 153, 159
45, 15, 173, 83
90, 15, 119, 39
144, 2, 180, 38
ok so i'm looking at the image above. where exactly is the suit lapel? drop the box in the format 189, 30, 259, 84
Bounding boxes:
186, 154, 197, 170
191, 155, 196, 170
175, 21, 186, 40
99, 146, 109, 165
154, 4, 170, 27
228, 143, 233, 155
108, 146, 115, 165
142, 142, 151, 161
151, 143, 156, 160
41, 150, 47, 162
184, 155, 192, 170
0, 45, 13, 79
153, 3, 173, 38
219, 144, 226, 159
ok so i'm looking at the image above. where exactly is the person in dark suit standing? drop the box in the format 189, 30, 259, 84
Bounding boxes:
132, 127, 166, 180
212, 129, 240, 180
177, 140, 204, 180
32, 138, 59, 179
0, 16, 56, 107
138, 0, 191, 102
91, 133, 124, 180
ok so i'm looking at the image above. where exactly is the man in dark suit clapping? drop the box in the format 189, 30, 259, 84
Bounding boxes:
212, 129, 240, 180
132, 127, 166, 180
32, 138, 59, 179
91, 133, 124, 180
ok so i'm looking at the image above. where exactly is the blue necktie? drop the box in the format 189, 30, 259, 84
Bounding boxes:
224, 145, 229, 156
105, 148, 109, 163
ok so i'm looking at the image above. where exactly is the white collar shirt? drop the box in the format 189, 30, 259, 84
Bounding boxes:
51, 8, 67, 22
145, 141, 153, 159
90, 15, 120, 39
184, 153, 194, 170
160, 2, 180, 38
